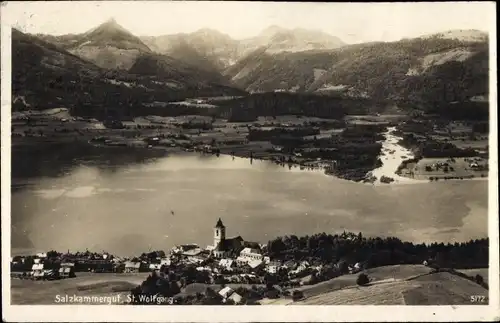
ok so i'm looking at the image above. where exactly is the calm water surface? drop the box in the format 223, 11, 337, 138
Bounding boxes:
11, 143, 488, 256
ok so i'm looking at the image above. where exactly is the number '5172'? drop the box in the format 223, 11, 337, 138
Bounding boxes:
470, 295, 487, 303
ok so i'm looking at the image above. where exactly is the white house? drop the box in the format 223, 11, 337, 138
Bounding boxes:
36, 252, 47, 258
237, 248, 263, 265
124, 261, 141, 273
32, 263, 44, 279
149, 263, 162, 271
218, 286, 235, 299
227, 292, 243, 304
160, 258, 171, 266
266, 261, 281, 274
247, 259, 264, 270
219, 258, 235, 271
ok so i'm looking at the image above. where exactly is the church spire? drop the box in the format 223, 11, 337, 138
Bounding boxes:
215, 218, 224, 228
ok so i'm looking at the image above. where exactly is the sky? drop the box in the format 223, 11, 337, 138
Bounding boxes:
3, 1, 495, 44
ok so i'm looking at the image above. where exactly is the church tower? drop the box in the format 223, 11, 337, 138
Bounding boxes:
214, 218, 226, 247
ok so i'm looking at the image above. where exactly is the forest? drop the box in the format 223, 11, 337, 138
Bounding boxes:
265, 232, 488, 270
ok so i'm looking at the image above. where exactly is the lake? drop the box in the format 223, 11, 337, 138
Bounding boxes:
11, 142, 488, 257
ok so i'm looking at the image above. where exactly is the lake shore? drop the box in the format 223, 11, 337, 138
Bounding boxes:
11, 109, 488, 186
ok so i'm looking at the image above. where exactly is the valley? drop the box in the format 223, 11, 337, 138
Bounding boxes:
11, 20, 490, 184
6, 5, 493, 312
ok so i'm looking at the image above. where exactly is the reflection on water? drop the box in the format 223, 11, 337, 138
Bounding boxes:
11, 143, 488, 256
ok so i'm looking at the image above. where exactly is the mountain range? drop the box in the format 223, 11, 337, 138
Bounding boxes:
15, 19, 489, 117
12, 27, 245, 117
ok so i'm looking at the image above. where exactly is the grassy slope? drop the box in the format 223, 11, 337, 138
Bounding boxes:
403, 272, 488, 305
296, 265, 432, 299
457, 268, 489, 285
225, 36, 489, 106
10, 273, 148, 305
295, 265, 489, 305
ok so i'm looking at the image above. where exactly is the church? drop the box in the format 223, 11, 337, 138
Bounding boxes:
208, 218, 261, 258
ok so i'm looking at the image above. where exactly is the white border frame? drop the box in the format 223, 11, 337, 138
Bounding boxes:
1, 1, 499, 322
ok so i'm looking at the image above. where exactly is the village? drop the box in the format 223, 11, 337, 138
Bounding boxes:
10, 217, 489, 305
10, 218, 368, 304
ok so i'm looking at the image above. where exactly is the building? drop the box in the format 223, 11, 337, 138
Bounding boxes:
227, 292, 243, 304
265, 261, 281, 274
211, 218, 244, 258
59, 262, 75, 279
283, 260, 298, 270
160, 258, 171, 267
247, 259, 264, 271
218, 286, 235, 299
237, 248, 263, 266
124, 261, 141, 273
31, 263, 44, 280
219, 258, 236, 271
43, 269, 58, 280
149, 263, 162, 271
239, 248, 263, 261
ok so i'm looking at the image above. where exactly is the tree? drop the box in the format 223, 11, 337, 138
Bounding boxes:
292, 290, 304, 301
356, 273, 370, 286
475, 274, 484, 285
169, 281, 181, 295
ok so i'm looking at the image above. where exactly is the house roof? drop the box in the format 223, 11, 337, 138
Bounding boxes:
242, 241, 261, 250
182, 248, 203, 256
219, 259, 234, 267
248, 259, 264, 269
125, 261, 141, 268
32, 263, 44, 270
240, 247, 261, 255
219, 286, 234, 298
214, 236, 243, 252
267, 261, 281, 267
228, 292, 243, 303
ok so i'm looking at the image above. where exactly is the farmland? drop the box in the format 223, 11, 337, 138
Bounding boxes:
295, 265, 489, 305
398, 157, 488, 180
295, 265, 432, 299
10, 272, 148, 305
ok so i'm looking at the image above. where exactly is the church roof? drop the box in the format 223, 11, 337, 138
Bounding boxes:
243, 241, 261, 250
215, 218, 225, 228
214, 236, 243, 252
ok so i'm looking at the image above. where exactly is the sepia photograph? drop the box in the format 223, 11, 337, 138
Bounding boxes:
1, 1, 498, 322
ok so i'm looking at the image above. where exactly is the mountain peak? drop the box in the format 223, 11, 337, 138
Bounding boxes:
421, 29, 488, 42
260, 25, 287, 37
84, 18, 130, 37
194, 28, 222, 35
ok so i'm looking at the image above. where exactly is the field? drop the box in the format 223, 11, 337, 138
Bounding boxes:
298, 280, 416, 305
10, 272, 148, 305
295, 265, 488, 305
296, 265, 432, 298
457, 268, 489, 285
403, 272, 488, 305
344, 114, 407, 126
179, 282, 265, 297
399, 157, 488, 180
